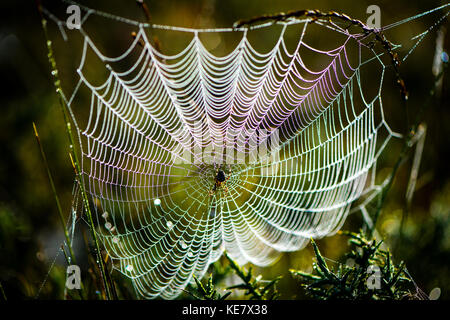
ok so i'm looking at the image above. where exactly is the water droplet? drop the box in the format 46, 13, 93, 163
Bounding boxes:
104, 222, 112, 230
166, 221, 173, 229
180, 240, 187, 250
125, 264, 134, 272
187, 251, 193, 258
429, 287, 441, 300
346, 258, 356, 267
112, 236, 119, 244
102, 211, 109, 219
154, 198, 161, 206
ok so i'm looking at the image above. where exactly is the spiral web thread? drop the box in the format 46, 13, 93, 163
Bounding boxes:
42, 3, 448, 299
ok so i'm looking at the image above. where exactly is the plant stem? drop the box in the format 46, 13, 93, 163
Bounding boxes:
224, 252, 263, 300
37, 3, 115, 300
33, 123, 77, 265
372, 43, 448, 237
0, 281, 7, 301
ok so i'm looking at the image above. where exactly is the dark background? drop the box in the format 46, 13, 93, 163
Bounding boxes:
0, 0, 449, 299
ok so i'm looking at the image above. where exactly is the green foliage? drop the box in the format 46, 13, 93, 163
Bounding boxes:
290, 231, 417, 300
224, 252, 281, 300
186, 253, 282, 300
187, 274, 232, 300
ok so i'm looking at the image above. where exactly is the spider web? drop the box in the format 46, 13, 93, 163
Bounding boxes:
42, 2, 449, 299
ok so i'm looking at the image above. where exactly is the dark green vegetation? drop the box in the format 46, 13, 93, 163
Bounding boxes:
291, 232, 418, 300
186, 230, 421, 300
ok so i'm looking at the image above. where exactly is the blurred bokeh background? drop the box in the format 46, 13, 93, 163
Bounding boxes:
0, 0, 448, 300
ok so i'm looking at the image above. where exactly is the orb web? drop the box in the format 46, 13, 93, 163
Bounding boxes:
40, 2, 448, 299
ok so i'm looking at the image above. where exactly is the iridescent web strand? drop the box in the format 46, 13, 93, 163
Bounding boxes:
41, 2, 448, 299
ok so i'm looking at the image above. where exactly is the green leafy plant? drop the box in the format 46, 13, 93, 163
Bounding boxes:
186, 274, 232, 300
186, 252, 282, 300
290, 231, 420, 300
224, 252, 282, 300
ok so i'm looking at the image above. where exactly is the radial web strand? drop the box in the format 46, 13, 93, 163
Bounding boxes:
40, 3, 449, 299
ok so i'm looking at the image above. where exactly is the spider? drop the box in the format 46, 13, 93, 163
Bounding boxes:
209, 166, 232, 196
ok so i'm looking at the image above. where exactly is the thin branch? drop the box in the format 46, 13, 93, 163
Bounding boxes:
234, 9, 408, 107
